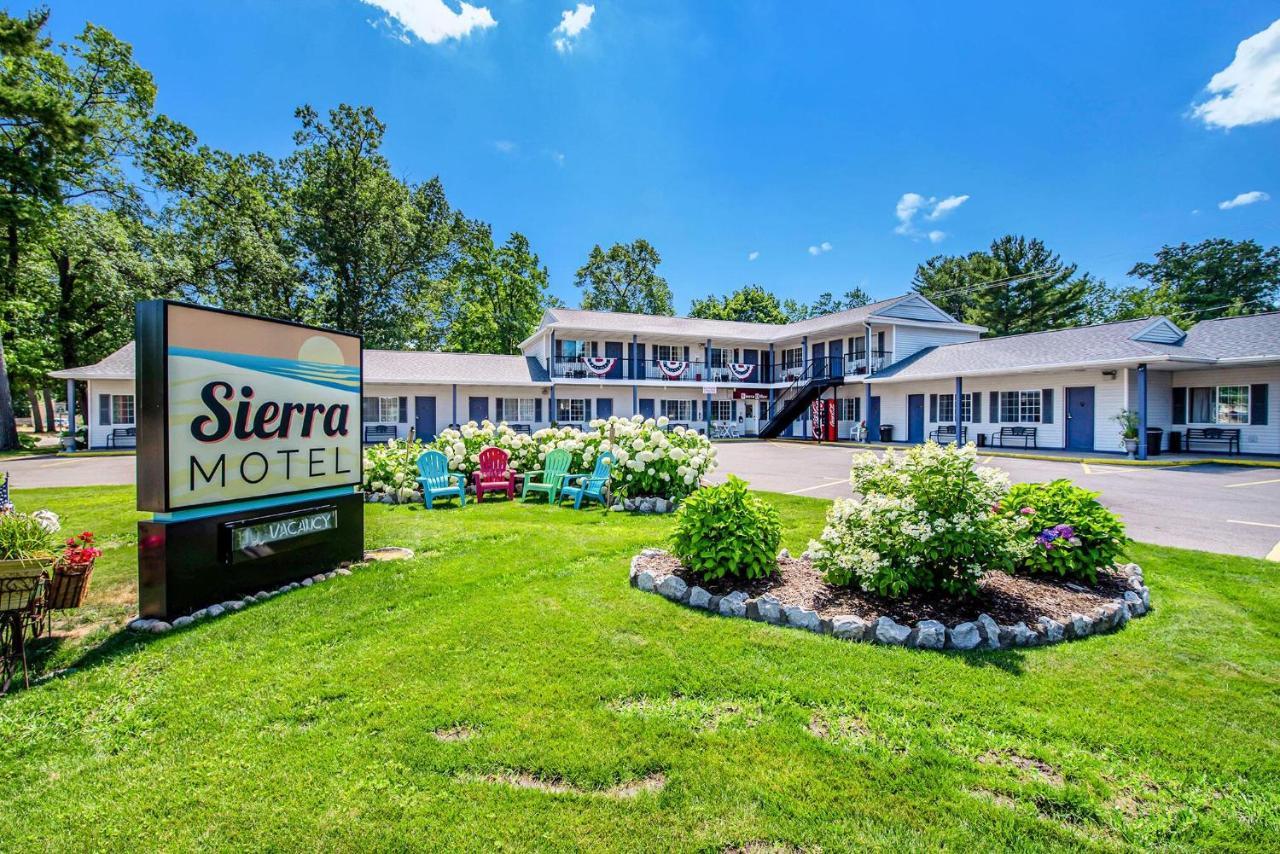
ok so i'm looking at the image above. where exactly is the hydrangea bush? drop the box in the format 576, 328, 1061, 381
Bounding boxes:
999, 479, 1129, 582
362, 416, 717, 503
807, 442, 1033, 597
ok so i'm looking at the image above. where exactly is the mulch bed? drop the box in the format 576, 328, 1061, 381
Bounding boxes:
637, 553, 1131, 625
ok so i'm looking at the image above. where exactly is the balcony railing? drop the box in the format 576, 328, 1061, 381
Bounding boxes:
548, 352, 894, 383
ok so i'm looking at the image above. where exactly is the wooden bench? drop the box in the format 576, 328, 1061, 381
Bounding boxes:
364, 424, 398, 443
106, 427, 135, 448
1185, 427, 1240, 455
992, 426, 1037, 448
509, 424, 532, 434
928, 425, 967, 444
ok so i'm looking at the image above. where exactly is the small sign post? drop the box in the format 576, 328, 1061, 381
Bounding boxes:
135, 301, 365, 619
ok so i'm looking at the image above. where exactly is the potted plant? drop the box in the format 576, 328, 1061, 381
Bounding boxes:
45, 531, 101, 610
59, 430, 77, 452
1114, 409, 1140, 458
0, 509, 60, 613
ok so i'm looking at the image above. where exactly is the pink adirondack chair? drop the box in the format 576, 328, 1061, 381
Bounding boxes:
471, 446, 516, 502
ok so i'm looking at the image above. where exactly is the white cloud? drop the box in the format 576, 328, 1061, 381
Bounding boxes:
1218, 190, 1270, 209
747, 250, 759, 261
552, 3, 595, 53
894, 192, 969, 240
549, 150, 566, 166
1192, 18, 1280, 128
361, 0, 496, 45
807, 241, 833, 256
493, 139, 517, 154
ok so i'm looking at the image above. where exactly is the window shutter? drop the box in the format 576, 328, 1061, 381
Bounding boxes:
584, 399, 592, 421
1251, 384, 1269, 425
495, 399, 504, 421
989, 392, 1000, 423
929, 394, 938, 422
99, 394, 112, 425
855, 397, 861, 422
1041, 389, 1054, 424
534, 399, 542, 422
971, 393, 981, 423
398, 397, 407, 423
1172, 387, 1186, 425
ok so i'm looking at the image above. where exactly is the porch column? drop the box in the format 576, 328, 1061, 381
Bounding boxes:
549, 384, 557, 426
1137, 363, 1148, 460
704, 390, 712, 434
768, 343, 775, 384
629, 334, 637, 380
801, 335, 808, 372
955, 376, 964, 445
451, 384, 458, 428
549, 331, 556, 377
632, 383, 638, 415
65, 378, 76, 446
864, 382, 872, 443
864, 322, 872, 373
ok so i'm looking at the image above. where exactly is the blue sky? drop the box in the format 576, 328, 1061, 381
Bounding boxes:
40, 1, 1280, 312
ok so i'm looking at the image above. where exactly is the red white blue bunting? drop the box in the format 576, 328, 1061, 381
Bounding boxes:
657, 360, 688, 379
582, 356, 617, 377
727, 363, 756, 381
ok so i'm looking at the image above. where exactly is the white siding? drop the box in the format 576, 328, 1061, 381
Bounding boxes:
891, 325, 982, 362
86, 379, 136, 449
1169, 366, 1280, 455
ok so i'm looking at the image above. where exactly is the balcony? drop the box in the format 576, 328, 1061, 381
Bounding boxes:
550, 356, 768, 384
843, 350, 894, 376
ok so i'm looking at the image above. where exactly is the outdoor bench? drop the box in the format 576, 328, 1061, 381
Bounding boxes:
928, 425, 967, 443
106, 427, 135, 448
364, 425, 398, 443
992, 426, 1037, 448
1185, 427, 1240, 455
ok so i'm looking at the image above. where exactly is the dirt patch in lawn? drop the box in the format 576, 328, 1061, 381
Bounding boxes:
431, 724, 479, 742
638, 553, 1131, 625
469, 770, 665, 798
978, 750, 1065, 787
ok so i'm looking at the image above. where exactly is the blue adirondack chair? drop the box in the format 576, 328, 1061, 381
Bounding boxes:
415, 450, 466, 509
559, 451, 615, 510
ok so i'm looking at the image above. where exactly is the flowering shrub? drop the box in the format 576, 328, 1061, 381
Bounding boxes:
999, 480, 1129, 582
362, 417, 717, 503
671, 475, 780, 580
807, 442, 1032, 597
0, 508, 61, 560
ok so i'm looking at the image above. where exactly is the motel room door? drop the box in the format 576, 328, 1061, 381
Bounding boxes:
907, 394, 925, 443
414, 396, 436, 442
1066, 387, 1095, 451
741, 399, 759, 435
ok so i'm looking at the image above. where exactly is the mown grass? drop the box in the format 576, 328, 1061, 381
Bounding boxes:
1, 486, 1278, 851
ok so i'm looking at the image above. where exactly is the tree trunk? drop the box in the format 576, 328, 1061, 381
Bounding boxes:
42, 388, 56, 432
0, 338, 21, 450
26, 388, 43, 433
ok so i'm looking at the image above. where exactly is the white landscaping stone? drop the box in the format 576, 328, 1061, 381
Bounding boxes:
310, 574, 326, 583
300, 578, 313, 587
719, 591, 748, 617
172, 616, 195, 628
190, 608, 209, 620
1010, 621, 1036, 647
222, 600, 245, 612
831, 615, 869, 641
1140, 587, 1151, 611
656, 574, 689, 603
783, 605, 821, 632
206, 604, 226, 618
688, 586, 713, 609
1066, 612, 1091, 638
872, 616, 910, 645
149, 621, 172, 633
779, 548, 790, 559
946, 622, 981, 650
127, 618, 155, 632
635, 570, 658, 592
909, 620, 946, 649
1037, 616, 1066, 643
976, 614, 1001, 649
753, 594, 783, 624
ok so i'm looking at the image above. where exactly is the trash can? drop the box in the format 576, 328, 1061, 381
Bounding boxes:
1167, 430, 1182, 454
977, 432, 987, 448
1145, 427, 1164, 456
879, 424, 894, 442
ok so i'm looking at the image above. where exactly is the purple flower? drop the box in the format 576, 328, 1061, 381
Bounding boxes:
1053, 524, 1075, 539
1036, 528, 1060, 549
1020, 507, 1035, 516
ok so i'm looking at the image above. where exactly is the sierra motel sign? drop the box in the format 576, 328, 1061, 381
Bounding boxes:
135, 301, 365, 619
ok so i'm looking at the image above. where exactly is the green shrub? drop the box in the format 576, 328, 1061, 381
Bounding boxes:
808, 442, 1033, 597
670, 475, 780, 581
1000, 479, 1129, 582
0, 508, 61, 560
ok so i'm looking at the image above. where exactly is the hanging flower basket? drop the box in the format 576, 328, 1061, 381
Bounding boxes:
45, 557, 96, 610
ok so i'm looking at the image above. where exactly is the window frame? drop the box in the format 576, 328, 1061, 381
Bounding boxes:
938, 393, 955, 424
375, 396, 401, 424
555, 398, 587, 423
709, 400, 733, 421
500, 397, 537, 423
660, 399, 695, 422
1000, 390, 1041, 423
1187, 385, 1250, 425
652, 344, 683, 363
109, 394, 135, 425
780, 347, 803, 369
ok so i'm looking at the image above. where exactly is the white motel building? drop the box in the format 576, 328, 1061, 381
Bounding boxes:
53, 293, 1280, 460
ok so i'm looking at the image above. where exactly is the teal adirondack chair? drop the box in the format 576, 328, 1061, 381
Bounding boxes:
560, 451, 615, 510
415, 450, 466, 509
521, 448, 572, 503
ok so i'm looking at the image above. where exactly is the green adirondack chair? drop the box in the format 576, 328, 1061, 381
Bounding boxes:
415, 450, 466, 509
560, 451, 615, 510
521, 448, 572, 503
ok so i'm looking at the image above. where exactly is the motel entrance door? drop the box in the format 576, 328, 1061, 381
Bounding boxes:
741, 400, 758, 436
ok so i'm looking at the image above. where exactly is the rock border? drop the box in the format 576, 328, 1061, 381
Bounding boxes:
629, 549, 1152, 651
123, 550, 400, 634
611, 496, 678, 514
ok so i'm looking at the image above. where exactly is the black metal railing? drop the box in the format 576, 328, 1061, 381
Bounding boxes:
547, 353, 895, 383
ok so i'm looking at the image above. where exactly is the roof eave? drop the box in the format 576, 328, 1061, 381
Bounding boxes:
865, 354, 1212, 384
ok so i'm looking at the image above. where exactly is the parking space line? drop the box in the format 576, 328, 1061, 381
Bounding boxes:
786, 479, 848, 496
1225, 478, 1280, 489
1227, 519, 1280, 529
1081, 462, 1093, 475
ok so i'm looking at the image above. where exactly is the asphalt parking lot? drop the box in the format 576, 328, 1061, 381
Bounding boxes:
710, 441, 1280, 561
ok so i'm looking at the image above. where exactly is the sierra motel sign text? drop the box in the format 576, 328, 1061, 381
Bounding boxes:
135, 301, 365, 619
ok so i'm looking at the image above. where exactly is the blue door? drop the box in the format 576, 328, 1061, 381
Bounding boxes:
468, 396, 488, 423
415, 396, 436, 441
638, 398, 655, 419
810, 342, 825, 376
1066, 386, 1095, 451
605, 341, 624, 379
907, 394, 925, 443
867, 396, 881, 439
596, 398, 613, 419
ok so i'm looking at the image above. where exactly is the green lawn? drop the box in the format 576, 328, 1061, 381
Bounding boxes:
1, 486, 1278, 851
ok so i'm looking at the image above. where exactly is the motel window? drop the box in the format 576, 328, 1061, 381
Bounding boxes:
1189, 386, 1250, 425
556, 398, 587, 423
661, 399, 695, 422
709, 347, 731, 368
498, 398, 536, 423
1000, 391, 1041, 423
710, 400, 733, 421
780, 347, 803, 369
362, 396, 404, 424
559, 340, 588, 360
938, 394, 955, 423
838, 398, 861, 421
653, 344, 683, 363
100, 394, 134, 425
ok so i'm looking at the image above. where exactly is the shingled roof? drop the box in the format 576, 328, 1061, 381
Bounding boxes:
49, 342, 137, 381
363, 351, 547, 385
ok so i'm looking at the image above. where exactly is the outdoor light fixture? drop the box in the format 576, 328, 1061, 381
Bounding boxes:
1101, 370, 1117, 380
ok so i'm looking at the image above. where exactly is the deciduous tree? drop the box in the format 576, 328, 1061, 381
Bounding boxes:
574, 239, 673, 315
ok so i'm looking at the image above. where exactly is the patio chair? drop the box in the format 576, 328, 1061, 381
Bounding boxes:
560, 451, 615, 510
471, 446, 516, 502
415, 450, 466, 509
521, 448, 572, 504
